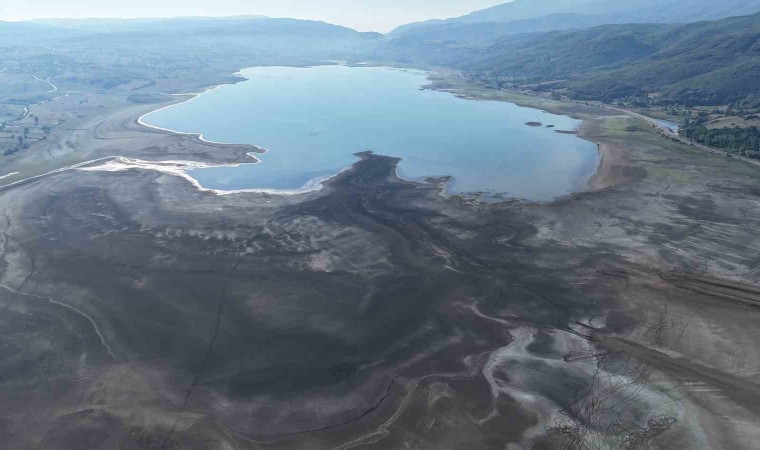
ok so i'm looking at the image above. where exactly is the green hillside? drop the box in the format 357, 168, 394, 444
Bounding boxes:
384, 13, 760, 107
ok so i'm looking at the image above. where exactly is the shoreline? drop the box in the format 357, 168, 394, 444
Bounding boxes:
580, 120, 627, 192
80, 155, 356, 197
132, 71, 344, 197
425, 68, 624, 195
5, 64, 760, 449
421, 66, 760, 194
136, 84, 255, 147
129, 64, 606, 203
2, 64, 620, 204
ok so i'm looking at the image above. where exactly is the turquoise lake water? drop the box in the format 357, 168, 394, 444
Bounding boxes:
143, 65, 599, 201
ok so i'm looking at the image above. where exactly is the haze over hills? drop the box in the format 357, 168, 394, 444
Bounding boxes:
0, 16, 380, 47
387, 0, 760, 56
0, 20, 85, 45
0, 16, 381, 62
379, 13, 760, 106
28, 15, 269, 33
0, 16, 382, 92
456, 0, 760, 24
374, 0, 760, 109
2, 1, 758, 109
523, 15, 760, 105
393, 0, 760, 34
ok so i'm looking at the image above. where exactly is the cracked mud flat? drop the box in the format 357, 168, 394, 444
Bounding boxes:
1, 91, 760, 449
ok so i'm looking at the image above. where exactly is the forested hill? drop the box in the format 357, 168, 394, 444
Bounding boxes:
379, 13, 760, 107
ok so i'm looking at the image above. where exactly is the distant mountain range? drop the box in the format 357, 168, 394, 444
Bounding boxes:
30, 15, 268, 31
382, 0, 760, 69
0, 16, 381, 49
0, 20, 84, 45
468, 14, 760, 105
456, 0, 760, 24
2, 1, 758, 107
375, 0, 760, 106
393, 0, 760, 35
0, 16, 383, 91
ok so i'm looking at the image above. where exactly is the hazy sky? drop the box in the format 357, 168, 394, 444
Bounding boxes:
0, 0, 508, 32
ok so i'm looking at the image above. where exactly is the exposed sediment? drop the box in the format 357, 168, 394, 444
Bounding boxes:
1, 82, 760, 449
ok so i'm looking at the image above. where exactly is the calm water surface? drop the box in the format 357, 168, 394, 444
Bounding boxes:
143, 65, 599, 201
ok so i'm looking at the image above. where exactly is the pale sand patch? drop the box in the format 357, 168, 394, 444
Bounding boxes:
580, 119, 631, 191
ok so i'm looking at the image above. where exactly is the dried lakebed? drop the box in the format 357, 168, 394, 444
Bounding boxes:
1, 68, 760, 449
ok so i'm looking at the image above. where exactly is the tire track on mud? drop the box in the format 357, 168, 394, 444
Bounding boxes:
1, 214, 37, 312
0, 283, 119, 361
160, 259, 242, 449
180, 259, 242, 408
2, 201, 118, 362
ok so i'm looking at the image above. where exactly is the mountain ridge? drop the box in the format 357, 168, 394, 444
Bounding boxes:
392, 0, 760, 36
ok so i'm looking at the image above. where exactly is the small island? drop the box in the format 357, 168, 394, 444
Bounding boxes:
525, 121, 543, 126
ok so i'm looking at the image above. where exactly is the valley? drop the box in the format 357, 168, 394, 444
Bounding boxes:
1, 3, 760, 448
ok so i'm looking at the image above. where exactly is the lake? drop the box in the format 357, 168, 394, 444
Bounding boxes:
142, 65, 599, 201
